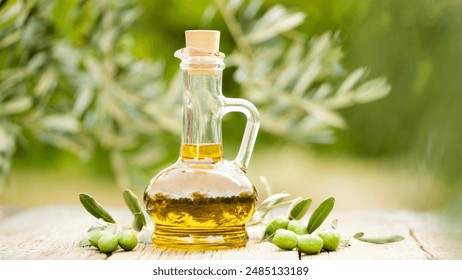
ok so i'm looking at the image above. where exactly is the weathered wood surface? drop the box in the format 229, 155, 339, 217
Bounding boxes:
0, 205, 460, 260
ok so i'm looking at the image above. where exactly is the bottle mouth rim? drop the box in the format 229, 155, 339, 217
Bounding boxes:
175, 47, 225, 73
174, 47, 225, 61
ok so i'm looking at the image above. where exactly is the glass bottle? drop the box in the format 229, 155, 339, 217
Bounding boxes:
144, 30, 260, 250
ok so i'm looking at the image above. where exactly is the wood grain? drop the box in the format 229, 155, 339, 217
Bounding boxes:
108, 225, 298, 260
0, 205, 106, 260
0, 206, 460, 260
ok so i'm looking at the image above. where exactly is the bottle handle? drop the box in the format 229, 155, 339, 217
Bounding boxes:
223, 97, 260, 170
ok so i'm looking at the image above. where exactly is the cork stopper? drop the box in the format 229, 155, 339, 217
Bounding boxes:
185, 30, 220, 52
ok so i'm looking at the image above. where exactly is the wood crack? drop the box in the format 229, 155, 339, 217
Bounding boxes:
408, 229, 436, 260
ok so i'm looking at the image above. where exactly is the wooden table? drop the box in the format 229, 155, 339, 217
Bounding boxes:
0, 205, 461, 260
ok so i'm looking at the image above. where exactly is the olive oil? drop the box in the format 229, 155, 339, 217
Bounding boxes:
144, 143, 257, 250
145, 192, 256, 250
180, 143, 223, 163
144, 30, 260, 250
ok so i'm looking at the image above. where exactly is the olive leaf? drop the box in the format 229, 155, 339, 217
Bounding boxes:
258, 193, 291, 211
123, 189, 143, 213
79, 193, 116, 223
132, 212, 145, 232
249, 193, 292, 226
306, 197, 335, 234
288, 197, 312, 220
123, 189, 146, 231
353, 232, 405, 244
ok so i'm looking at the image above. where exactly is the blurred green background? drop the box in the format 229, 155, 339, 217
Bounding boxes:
1, 0, 461, 215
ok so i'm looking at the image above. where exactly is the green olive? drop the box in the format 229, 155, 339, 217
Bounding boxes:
287, 220, 308, 235
118, 230, 138, 251
317, 229, 341, 251
98, 233, 119, 253
297, 234, 323, 254
89, 230, 110, 248
272, 229, 298, 250
265, 215, 290, 237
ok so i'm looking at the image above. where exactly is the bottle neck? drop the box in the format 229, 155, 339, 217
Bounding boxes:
180, 70, 224, 163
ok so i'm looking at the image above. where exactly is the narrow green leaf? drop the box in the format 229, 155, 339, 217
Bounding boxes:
123, 189, 143, 214
258, 193, 290, 210
353, 232, 405, 244
306, 197, 335, 234
286, 197, 301, 216
132, 212, 146, 232
3, 95, 33, 115
336, 68, 365, 96
289, 197, 312, 220
123, 189, 146, 231
79, 193, 116, 223
41, 114, 80, 133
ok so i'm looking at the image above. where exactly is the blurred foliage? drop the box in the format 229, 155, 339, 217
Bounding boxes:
296, 0, 462, 189
1, 0, 391, 189
214, 0, 390, 144
0, 0, 181, 188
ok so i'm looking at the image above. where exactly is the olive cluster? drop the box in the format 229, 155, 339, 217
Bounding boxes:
89, 229, 139, 254
266, 215, 340, 255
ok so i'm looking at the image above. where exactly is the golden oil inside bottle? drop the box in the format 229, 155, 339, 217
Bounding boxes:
144, 143, 257, 250
180, 143, 224, 163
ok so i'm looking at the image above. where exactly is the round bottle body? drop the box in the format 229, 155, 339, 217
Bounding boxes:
144, 159, 257, 250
